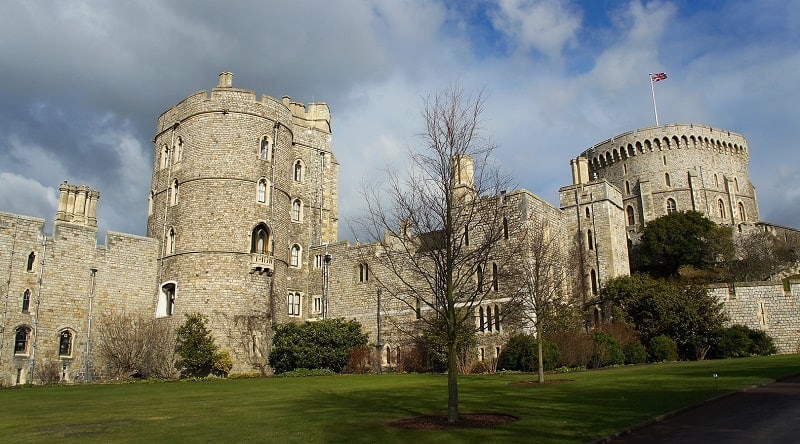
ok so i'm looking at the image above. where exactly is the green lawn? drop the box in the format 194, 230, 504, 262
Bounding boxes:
3, 354, 800, 443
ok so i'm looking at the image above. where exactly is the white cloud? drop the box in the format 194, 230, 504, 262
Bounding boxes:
491, 0, 582, 60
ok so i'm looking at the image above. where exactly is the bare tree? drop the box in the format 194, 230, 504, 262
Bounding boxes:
358, 84, 514, 423
96, 311, 176, 379
511, 215, 578, 383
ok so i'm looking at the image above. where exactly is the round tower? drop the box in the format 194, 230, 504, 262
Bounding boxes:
576, 123, 758, 238
147, 73, 338, 371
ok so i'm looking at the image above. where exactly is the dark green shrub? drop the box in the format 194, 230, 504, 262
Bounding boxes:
648, 335, 678, 362
498, 334, 559, 372
590, 332, 624, 368
277, 368, 335, 378
747, 328, 777, 356
623, 341, 647, 364
176, 313, 218, 378
268, 319, 368, 374
711, 325, 777, 358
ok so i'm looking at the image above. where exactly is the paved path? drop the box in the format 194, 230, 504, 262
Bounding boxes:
603, 374, 800, 444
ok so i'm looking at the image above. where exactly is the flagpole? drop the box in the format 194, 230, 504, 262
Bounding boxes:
649, 73, 660, 126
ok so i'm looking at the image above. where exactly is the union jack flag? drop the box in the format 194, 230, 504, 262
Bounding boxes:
650, 72, 668, 82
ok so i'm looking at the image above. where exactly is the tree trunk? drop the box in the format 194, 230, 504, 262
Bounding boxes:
447, 333, 459, 423
537, 324, 545, 384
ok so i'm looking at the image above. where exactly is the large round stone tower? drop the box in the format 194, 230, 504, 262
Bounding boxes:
572, 123, 758, 239
147, 73, 338, 370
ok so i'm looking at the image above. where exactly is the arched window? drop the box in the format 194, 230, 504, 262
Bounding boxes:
21, 289, 31, 313
492, 262, 498, 291
664, 173, 671, 187
26, 252, 36, 272
170, 180, 179, 205
486, 305, 493, 332
666, 198, 677, 214
464, 225, 469, 246
625, 180, 630, 195
59, 330, 73, 357
161, 145, 170, 169
359, 263, 369, 282
495, 304, 501, 331
14, 326, 31, 355
260, 136, 272, 161
502, 217, 509, 239
738, 202, 746, 222
718, 199, 726, 218
734, 178, 739, 192
257, 179, 268, 203
626, 206, 635, 226
587, 230, 594, 250
714, 174, 719, 188
251, 224, 271, 254
590, 269, 598, 295
585, 207, 590, 218
478, 306, 485, 331
293, 160, 303, 182
292, 199, 302, 222
156, 282, 176, 318
173, 137, 183, 164
290, 244, 301, 268
167, 228, 176, 254
148, 191, 154, 216
476, 265, 484, 292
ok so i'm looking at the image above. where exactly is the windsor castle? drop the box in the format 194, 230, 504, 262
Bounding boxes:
2, 73, 799, 385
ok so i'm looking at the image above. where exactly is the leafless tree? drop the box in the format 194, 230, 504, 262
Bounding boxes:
511, 215, 579, 383
357, 84, 514, 423
96, 311, 176, 379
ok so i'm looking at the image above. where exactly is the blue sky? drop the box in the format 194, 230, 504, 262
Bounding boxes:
1, 0, 799, 240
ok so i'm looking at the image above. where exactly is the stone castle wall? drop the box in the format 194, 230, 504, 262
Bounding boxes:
708, 279, 800, 354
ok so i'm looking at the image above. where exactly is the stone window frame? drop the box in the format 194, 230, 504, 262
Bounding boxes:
26, 251, 36, 272
58, 329, 75, 358
290, 244, 302, 268
160, 144, 170, 170
626, 205, 636, 226
166, 227, 176, 254
173, 136, 183, 164
312, 295, 323, 314
738, 202, 746, 222
156, 281, 177, 318
666, 198, 677, 214
293, 159, 304, 182
251, 223, 273, 255
287, 292, 302, 317
358, 262, 369, 282
718, 199, 726, 219
259, 135, 273, 161
14, 325, 32, 355
291, 198, 303, 222
257, 178, 269, 204
170, 180, 179, 206
21, 289, 31, 313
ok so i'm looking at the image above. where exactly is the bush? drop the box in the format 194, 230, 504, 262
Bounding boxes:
398, 343, 427, 373
590, 332, 624, 368
343, 345, 372, 374
649, 335, 678, 362
176, 313, 218, 378
711, 325, 777, 358
550, 329, 593, 368
498, 334, 559, 372
277, 368, 335, 378
212, 350, 233, 377
268, 319, 368, 374
623, 341, 648, 364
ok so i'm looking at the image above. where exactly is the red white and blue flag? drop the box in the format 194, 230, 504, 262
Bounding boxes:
650, 72, 668, 82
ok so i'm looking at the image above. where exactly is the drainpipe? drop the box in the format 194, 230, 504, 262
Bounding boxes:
29, 236, 47, 382
85, 268, 97, 382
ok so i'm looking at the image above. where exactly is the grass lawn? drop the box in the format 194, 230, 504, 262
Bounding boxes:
3, 354, 800, 443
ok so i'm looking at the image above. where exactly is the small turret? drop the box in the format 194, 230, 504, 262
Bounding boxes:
55, 182, 100, 228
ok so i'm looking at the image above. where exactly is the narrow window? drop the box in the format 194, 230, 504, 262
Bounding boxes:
161, 145, 170, 169
664, 173, 671, 187
386, 346, 392, 365
718, 199, 726, 218
486, 306, 493, 332
290, 244, 301, 268
734, 178, 739, 192
292, 199, 302, 222
464, 225, 469, 246
313, 296, 322, 314
585, 207, 590, 218
59, 330, 73, 357
415, 298, 421, 319
623, 163, 628, 174
26, 252, 35, 272
480, 348, 485, 361
495, 304, 500, 331
257, 179, 267, 203
502, 217, 509, 239
358, 263, 369, 282
662, 155, 667, 166
476, 265, 484, 292
167, 228, 176, 254
625, 180, 630, 195
170, 180, 179, 205
714, 174, 719, 188
492, 263, 498, 291
478, 306, 485, 332
738, 202, 746, 222
21, 289, 31, 313
173, 137, 183, 164
590, 269, 598, 295
157, 282, 176, 317
294, 160, 303, 182
666, 198, 677, 214
587, 230, 594, 250
14, 327, 31, 355
260, 136, 271, 160
626, 206, 635, 226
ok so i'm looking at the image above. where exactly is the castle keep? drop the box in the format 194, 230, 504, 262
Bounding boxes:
1, 73, 798, 384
